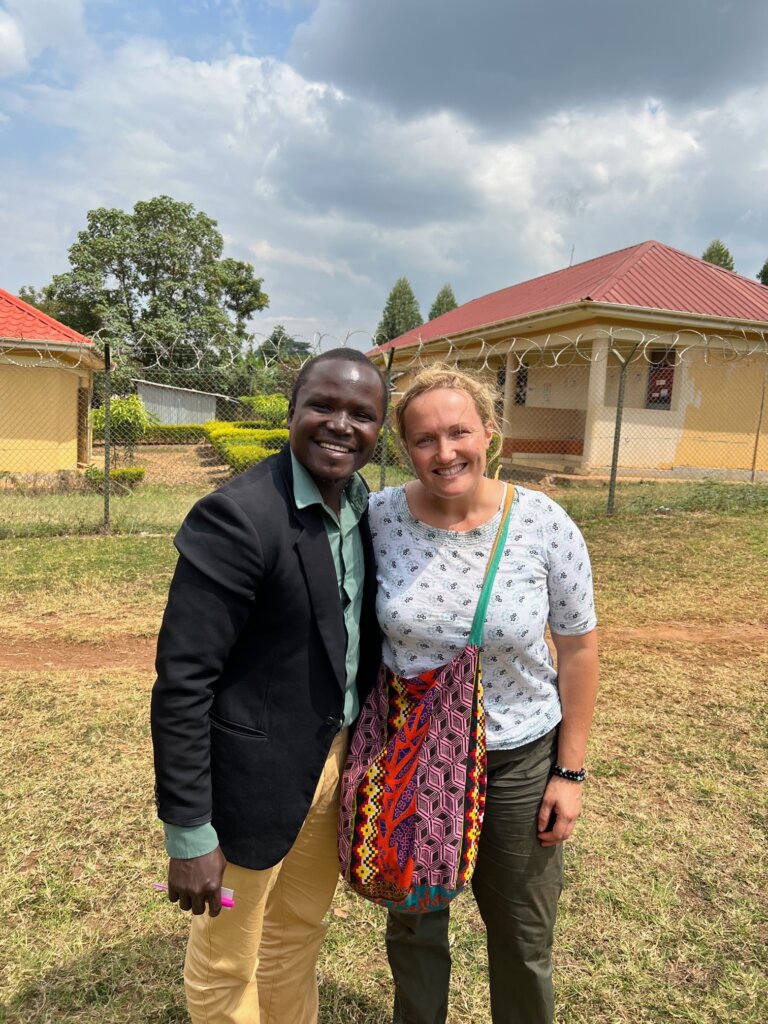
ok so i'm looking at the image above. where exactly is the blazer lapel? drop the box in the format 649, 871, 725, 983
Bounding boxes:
277, 449, 347, 691
294, 509, 348, 691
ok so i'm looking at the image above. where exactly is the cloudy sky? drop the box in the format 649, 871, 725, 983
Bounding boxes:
1, 0, 767, 345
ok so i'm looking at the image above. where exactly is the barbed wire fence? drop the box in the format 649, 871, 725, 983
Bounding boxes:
1, 326, 767, 534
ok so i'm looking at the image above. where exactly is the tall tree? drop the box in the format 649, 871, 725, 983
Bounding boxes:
256, 324, 312, 362
23, 196, 268, 366
375, 277, 423, 344
17, 283, 102, 336
757, 258, 768, 287
428, 283, 458, 321
701, 239, 735, 271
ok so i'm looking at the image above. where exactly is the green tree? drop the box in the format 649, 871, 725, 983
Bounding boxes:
256, 324, 312, 362
375, 277, 423, 345
757, 258, 768, 286
701, 239, 735, 271
17, 283, 101, 336
428, 283, 458, 321
25, 196, 268, 366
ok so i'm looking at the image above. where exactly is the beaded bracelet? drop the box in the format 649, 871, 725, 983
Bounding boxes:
551, 764, 587, 783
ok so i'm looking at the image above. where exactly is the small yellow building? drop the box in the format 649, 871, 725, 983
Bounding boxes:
0, 288, 104, 473
377, 242, 768, 481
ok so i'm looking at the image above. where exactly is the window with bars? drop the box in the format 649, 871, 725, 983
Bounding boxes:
646, 350, 675, 410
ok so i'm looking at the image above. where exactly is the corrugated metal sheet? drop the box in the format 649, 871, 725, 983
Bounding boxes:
136, 381, 218, 425
0, 288, 94, 345
383, 241, 768, 350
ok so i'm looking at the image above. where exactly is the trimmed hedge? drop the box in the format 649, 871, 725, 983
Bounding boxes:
202, 421, 288, 474
223, 444, 272, 474
142, 424, 207, 444
204, 421, 287, 454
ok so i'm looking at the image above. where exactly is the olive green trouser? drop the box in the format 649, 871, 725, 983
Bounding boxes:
386, 728, 563, 1024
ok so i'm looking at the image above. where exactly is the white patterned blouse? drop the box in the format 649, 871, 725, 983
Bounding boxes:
368, 484, 597, 751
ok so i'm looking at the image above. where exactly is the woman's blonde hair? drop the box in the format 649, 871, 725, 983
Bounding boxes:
394, 362, 501, 442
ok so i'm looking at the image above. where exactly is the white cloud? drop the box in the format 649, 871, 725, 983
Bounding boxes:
0, 9, 26, 75
3, 0, 94, 68
1, 13, 767, 342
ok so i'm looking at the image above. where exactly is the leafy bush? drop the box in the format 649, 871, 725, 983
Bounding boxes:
92, 395, 153, 462
84, 465, 146, 493
238, 393, 290, 426
142, 424, 206, 445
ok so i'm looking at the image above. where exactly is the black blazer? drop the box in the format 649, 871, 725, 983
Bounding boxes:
151, 446, 380, 870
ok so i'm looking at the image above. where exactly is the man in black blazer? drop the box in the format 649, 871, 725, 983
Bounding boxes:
151, 348, 387, 1024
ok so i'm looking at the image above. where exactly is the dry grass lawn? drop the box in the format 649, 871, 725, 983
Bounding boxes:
1, 495, 766, 1023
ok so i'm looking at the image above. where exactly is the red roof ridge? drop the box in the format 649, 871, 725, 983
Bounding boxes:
588, 240, 660, 299
650, 240, 764, 288
0, 287, 94, 346
469, 239, 652, 307
376, 238, 768, 353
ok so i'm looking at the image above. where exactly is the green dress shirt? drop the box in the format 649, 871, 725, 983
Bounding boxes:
163, 451, 369, 860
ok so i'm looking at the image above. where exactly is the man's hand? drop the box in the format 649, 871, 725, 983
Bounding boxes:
167, 846, 228, 917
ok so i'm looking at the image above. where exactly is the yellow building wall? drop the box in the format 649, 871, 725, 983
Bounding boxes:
674, 355, 767, 472
580, 348, 768, 474
0, 362, 80, 472
389, 322, 768, 476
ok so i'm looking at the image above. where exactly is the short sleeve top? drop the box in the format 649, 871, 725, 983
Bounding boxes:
368, 484, 597, 750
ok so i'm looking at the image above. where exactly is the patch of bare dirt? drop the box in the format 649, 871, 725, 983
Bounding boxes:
2, 622, 766, 673
123, 444, 229, 488
0, 636, 156, 672
607, 623, 768, 654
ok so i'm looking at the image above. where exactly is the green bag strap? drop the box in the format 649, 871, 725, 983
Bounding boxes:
468, 484, 515, 647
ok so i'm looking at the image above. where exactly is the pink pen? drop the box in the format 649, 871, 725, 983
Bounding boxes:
153, 882, 235, 908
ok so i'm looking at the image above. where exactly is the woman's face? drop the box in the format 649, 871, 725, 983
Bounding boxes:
402, 387, 493, 501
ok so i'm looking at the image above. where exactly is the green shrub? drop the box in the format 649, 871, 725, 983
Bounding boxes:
92, 395, 153, 462
223, 444, 272, 474
238, 394, 289, 426
142, 424, 206, 444
84, 465, 146, 493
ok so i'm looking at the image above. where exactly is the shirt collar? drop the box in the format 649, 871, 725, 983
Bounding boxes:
290, 450, 368, 518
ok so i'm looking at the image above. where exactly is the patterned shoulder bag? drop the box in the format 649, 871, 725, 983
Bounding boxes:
339, 484, 514, 913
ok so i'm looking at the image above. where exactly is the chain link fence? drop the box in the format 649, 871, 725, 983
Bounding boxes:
2, 327, 767, 535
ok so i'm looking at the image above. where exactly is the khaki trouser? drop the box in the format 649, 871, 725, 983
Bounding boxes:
184, 729, 349, 1024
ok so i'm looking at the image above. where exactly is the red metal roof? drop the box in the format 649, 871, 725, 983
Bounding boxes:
384, 241, 768, 350
0, 288, 94, 345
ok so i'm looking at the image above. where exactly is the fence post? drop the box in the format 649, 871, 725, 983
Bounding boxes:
606, 356, 629, 517
103, 342, 111, 534
378, 348, 395, 491
750, 357, 767, 485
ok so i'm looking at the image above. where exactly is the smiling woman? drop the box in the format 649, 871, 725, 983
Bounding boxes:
346, 361, 599, 1024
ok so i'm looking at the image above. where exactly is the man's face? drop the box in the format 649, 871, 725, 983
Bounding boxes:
287, 359, 385, 487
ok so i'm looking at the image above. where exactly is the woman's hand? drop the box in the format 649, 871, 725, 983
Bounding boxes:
536, 776, 583, 848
